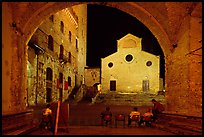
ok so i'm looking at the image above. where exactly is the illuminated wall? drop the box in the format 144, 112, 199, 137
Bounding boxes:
27, 5, 87, 105
101, 33, 160, 93
84, 67, 100, 87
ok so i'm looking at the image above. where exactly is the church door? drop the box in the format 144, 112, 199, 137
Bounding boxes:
142, 80, 149, 92
110, 80, 116, 91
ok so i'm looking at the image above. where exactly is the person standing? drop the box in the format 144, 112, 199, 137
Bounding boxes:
151, 99, 165, 122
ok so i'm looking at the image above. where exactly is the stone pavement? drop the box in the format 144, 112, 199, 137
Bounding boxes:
27, 101, 175, 135
28, 125, 174, 135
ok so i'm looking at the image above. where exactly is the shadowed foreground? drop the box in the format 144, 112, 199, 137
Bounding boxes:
28, 101, 174, 135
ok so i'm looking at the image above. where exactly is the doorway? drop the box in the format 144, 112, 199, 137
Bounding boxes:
110, 80, 116, 91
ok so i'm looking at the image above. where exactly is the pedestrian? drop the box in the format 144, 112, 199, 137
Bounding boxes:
139, 108, 153, 127
40, 103, 53, 130
151, 99, 165, 122
100, 106, 112, 126
128, 107, 141, 127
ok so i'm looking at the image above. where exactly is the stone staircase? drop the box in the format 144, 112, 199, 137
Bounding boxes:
2, 109, 37, 135
154, 113, 202, 135
93, 92, 166, 106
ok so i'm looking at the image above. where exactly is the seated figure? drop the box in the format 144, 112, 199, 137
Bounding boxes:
100, 106, 112, 126
139, 108, 153, 127
115, 114, 125, 127
40, 104, 53, 130
128, 107, 140, 127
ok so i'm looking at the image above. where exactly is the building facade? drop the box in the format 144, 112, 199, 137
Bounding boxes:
27, 5, 87, 105
101, 34, 160, 94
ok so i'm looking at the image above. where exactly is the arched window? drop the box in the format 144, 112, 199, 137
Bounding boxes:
69, 31, 72, 43
68, 52, 71, 63
46, 67, 52, 81
76, 38, 78, 50
48, 35, 54, 51
59, 45, 64, 59
68, 76, 71, 87
59, 73, 63, 84
60, 21, 64, 33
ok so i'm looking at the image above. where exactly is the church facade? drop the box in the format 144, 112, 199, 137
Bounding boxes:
101, 34, 161, 94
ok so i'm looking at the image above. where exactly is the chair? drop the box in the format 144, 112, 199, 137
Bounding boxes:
129, 115, 140, 127
115, 114, 125, 128
102, 114, 112, 127
39, 114, 52, 130
143, 115, 153, 127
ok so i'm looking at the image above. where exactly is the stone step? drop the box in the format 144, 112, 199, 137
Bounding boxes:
94, 93, 165, 106
2, 110, 34, 135
154, 113, 202, 135
6, 125, 38, 135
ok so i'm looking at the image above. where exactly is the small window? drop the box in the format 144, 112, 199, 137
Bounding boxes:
46, 67, 52, 81
68, 52, 71, 63
69, 31, 72, 43
59, 73, 63, 84
68, 76, 71, 87
59, 45, 64, 59
60, 21, 64, 33
108, 62, 113, 68
146, 61, 152, 66
76, 38, 78, 51
48, 35, 54, 51
125, 54, 133, 62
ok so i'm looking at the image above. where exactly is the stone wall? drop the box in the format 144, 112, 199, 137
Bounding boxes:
166, 13, 202, 117
84, 67, 100, 87
26, 6, 87, 105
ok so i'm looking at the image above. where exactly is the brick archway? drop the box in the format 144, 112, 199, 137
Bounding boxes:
22, 2, 170, 56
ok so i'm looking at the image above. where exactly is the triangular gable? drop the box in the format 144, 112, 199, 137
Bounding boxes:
117, 33, 142, 51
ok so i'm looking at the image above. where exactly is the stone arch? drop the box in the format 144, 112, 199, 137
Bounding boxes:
20, 2, 170, 104
22, 2, 170, 56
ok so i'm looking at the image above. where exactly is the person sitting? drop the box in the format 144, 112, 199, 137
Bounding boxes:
151, 99, 165, 122
40, 103, 53, 130
100, 106, 112, 126
128, 107, 140, 127
139, 108, 153, 127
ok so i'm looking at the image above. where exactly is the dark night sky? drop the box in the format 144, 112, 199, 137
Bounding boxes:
87, 4, 164, 78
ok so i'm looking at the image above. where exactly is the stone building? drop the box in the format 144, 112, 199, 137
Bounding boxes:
84, 67, 101, 99
27, 5, 87, 105
101, 33, 161, 94
84, 67, 101, 87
